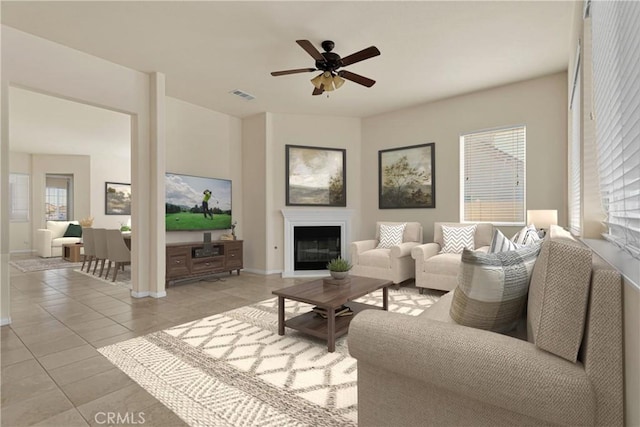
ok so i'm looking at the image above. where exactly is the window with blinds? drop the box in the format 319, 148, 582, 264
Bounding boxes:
9, 173, 30, 222
591, 0, 640, 258
460, 125, 526, 225
569, 51, 582, 236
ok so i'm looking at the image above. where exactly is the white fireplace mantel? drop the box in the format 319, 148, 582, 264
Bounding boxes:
281, 209, 354, 278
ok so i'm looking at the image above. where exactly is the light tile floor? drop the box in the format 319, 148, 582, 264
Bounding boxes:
1, 256, 306, 427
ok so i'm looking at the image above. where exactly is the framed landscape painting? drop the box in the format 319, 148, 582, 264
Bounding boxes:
105, 182, 132, 215
286, 145, 346, 206
379, 143, 435, 209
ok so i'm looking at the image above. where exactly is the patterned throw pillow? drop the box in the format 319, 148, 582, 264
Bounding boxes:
440, 224, 477, 254
376, 223, 406, 248
511, 224, 541, 246
450, 243, 542, 333
489, 229, 519, 253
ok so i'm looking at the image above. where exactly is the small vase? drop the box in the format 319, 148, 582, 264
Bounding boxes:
330, 271, 349, 280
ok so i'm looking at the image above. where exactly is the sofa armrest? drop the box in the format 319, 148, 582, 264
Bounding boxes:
351, 240, 377, 254
390, 241, 420, 258
35, 228, 53, 258
410, 242, 440, 260
349, 310, 595, 426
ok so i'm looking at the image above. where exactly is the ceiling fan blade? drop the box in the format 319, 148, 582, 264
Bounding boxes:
340, 46, 381, 67
338, 70, 376, 87
296, 40, 325, 61
271, 68, 316, 76
312, 85, 324, 96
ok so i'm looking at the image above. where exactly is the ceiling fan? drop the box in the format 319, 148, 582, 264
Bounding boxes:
271, 40, 380, 95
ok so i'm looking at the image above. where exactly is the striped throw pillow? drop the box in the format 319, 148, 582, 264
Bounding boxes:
489, 229, 519, 253
440, 224, 477, 254
377, 223, 406, 248
450, 243, 542, 333
511, 224, 541, 246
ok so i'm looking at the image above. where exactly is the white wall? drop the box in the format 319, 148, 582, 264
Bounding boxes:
90, 154, 131, 229
241, 113, 269, 273
165, 97, 242, 244
8, 152, 31, 253
361, 72, 568, 242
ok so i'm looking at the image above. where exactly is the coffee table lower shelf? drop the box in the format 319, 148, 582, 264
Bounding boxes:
283, 301, 380, 347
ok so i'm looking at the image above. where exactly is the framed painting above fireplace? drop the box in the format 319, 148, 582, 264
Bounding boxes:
286, 145, 346, 207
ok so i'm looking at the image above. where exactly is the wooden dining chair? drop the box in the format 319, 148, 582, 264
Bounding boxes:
105, 229, 131, 282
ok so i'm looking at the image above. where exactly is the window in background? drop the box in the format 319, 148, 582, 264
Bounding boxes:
45, 174, 73, 221
592, 0, 640, 258
460, 125, 526, 225
9, 173, 30, 222
569, 42, 582, 236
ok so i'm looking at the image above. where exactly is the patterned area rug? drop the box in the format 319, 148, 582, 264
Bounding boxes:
98, 287, 440, 426
73, 268, 132, 289
9, 257, 84, 272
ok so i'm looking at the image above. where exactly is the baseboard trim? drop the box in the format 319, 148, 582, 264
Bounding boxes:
130, 290, 150, 298
242, 268, 282, 275
1, 317, 12, 326
150, 291, 167, 298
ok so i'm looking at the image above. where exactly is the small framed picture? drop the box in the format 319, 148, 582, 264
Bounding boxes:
379, 143, 435, 209
105, 182, 132, 215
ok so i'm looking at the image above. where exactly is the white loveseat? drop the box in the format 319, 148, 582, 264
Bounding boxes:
411, 222, 493, 292
35, 220, 82, 258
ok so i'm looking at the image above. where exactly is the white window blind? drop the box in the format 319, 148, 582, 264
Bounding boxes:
9, 173, 30, 222
592, 0, 640, 258
569, 53, 582, 235
460, 125, 526, 224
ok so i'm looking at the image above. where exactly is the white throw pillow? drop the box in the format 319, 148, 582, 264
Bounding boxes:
511, 224, 541, 246
489, 229, 520, 253
377, 223, 406, 248
440, 224, 477, 254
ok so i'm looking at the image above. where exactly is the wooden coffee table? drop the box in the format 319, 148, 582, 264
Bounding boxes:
272, 275, 392, 352
62, 243, 83, 262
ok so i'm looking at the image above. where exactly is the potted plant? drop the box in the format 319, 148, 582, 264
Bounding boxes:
326, 257, 352, 280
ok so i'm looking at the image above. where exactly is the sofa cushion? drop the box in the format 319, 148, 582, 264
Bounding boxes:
63, 223, 83, 238
358, 249, 392, 268
47, 221, 72, 239
377, 223, 406, 248
527, 238, 592, 362
489, 229, 519, 253
52, 236, 83, 248
441, 224, 477, 254
422, 253, 461, 276
511, 224, 541, 246
450, 243, 541, 333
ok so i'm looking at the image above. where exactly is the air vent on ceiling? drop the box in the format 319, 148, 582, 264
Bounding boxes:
229, 89, 256, 101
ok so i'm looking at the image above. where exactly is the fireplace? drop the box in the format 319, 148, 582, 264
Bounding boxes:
281, 209, 354, 278
294, 226, 341, 270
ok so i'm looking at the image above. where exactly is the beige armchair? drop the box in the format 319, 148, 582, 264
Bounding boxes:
411, 222, 493, 292
350, 221, 423, 284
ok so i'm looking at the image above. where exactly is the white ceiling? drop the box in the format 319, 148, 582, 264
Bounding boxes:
2, 1, 576, 120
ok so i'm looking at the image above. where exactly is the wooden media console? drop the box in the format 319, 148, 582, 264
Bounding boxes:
165, 240, 243, 286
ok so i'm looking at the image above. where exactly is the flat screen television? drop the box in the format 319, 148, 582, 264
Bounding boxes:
165, 172, 232, 231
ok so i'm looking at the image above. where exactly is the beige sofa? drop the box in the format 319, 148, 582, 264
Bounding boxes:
350, 222, 423, 284
350, 235, 623, 426
35, 220, 81, 258
411, 222, 494, 292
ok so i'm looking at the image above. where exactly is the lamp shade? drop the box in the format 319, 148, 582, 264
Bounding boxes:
527, 210, 558, 230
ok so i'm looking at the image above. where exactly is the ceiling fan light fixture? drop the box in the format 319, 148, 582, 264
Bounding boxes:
310, 73, 324, 89
333, 75, 345, 89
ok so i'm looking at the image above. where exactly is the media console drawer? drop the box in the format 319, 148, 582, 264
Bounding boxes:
165, 240, 243, 286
